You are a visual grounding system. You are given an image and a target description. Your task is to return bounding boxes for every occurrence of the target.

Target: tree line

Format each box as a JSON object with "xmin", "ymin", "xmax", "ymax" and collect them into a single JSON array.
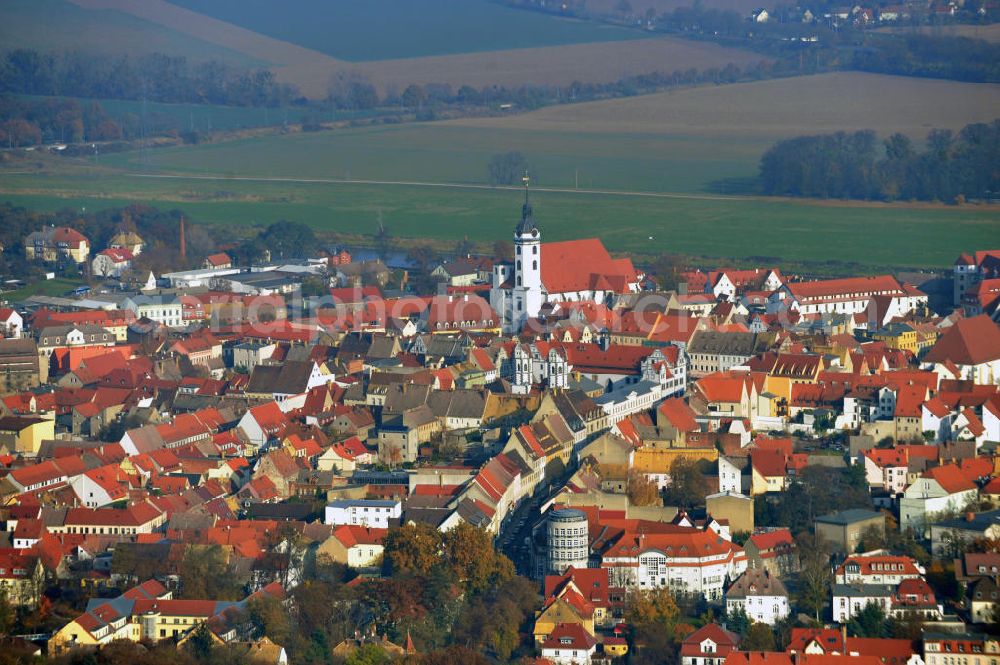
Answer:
[
  {"xmin": 759, "ymin": 120, "xmax": 1000, "ymax": 202},
  {"xmin": 0, "ymin": 49, "xmax": 299, "ymax": 107}
]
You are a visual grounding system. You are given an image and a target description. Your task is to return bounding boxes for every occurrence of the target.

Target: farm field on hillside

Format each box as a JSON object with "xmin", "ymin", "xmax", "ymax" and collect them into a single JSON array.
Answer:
[
  {"xmin": 346, "ymin": 38, "xmax": 765, "ymax": 92},
  {"xmin": 454, "ymin": 72, "xmax": 1000, "ymax": 138},
  {"xmin": 92, "ymin": 0, "xmax": 761, "ymax": 95},
  {"xmin": 2, "ymin": 170, "xmax": 997, "ymax": 270},
  {"xmin": 166, "ymin": 0, "xmax": 644, "ymax": 61},
  {"xmin": 1, "ymin": 0, "xmax": 261, "ymax": 65}
]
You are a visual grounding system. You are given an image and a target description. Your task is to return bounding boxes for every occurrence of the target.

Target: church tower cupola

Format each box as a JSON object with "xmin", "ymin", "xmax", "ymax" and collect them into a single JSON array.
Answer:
[{"xmin": 512, "ymin": 172, "xmax": 543, "ymax": 330}]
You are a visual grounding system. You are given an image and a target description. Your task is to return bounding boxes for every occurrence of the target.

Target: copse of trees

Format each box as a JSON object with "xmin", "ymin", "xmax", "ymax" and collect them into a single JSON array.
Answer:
[
  {"xmin": 853, "ymin": 34, "xmax": 1000, "ymax": 84},
  {"xmin": 759, "ymin": 120, "xmax": 1000, "ymax": 202},
  {"xmin": 0, "ymin": 95, "xmax": 141, "ymax": 147}
]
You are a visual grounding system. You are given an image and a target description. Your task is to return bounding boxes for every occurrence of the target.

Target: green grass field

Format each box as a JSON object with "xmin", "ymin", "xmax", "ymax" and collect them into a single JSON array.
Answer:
[
  {"xmin": 99, "ymin": 123, "xmax": 765, "ymax": 195},
  {"xmin": 0, "ymin": 0, "xmax": 263, "ymax": 66},
  {"xmin": 3, "ymin": 169, "xmax": 997, "ymax": 270},
  {"xmin": 167, "ymin": 0, "xmax": 646, "ymax": 61},
  {"xmin": 1, "ymin": 277, "xmax": 83, "ymax": 303}
]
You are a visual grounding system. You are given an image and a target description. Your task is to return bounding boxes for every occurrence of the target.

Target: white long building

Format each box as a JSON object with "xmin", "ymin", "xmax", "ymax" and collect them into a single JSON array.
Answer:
[
  {"xmin": 768, "ymin": 275, "xmax": 926, "ymax": 316},
  {"xmin": 601, "ymin": 527, "xmax": 747, "ymax": 600}
]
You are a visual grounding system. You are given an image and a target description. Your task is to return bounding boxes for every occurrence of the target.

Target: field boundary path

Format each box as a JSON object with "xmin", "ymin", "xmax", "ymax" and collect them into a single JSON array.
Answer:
[{"xmin": 122, "ymin": 172, "xmax": 996, "ymax": 211}]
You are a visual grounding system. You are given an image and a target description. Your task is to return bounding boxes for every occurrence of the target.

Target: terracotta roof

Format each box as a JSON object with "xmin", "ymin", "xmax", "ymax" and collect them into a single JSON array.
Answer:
[
  {"xmin": 205, "ymin": 252, "xmax": 231, "ymax": 266},
  {"xmin": 681, "ymin": 623, "xmax": 741, "ymax": 657},
  {"xmin": 923, "ymin": 463, "xmax": 976, "ymax": 494},
  {"xmin": 924, "ymin": 315, "xmax": 1000, "ymax": 366},
  {"xmin": 658, "ymin": 398, "xmax": 699, "ymax": 432},
  {"xmin": 540, "ymin": 239, "xmax": 637, "ymax": 295},
  {"xmin": 752, "ymin": 448, "xmax": 788, "ymax": 478},
  {"xmin": 787, "ymin": 275, "xmax": 905, "ymax": 303},
  {"xmin": 749, "ymin": 528, "xmax": 795, "ymax": 555},
  {"xmin": 98, "ymin": 247, "xmax": 133, "ymax": 262},
  {"xmin": 846, "ymin": 637, "xmax": 921, "ymax": 663},
  {"xmin": 540, "ymin": 622, "xmax": 596, "ymax": 651},
  {"xmin": 51, "ymin": 226, "xmax": 89, "ymax": 246},
  {"xmin": 837, "ymin": 554, "xmax": 921, "ymax": 578},
  {"xmin": 786, "ymin": 628, "xmax": 845, "ymax": 654}
]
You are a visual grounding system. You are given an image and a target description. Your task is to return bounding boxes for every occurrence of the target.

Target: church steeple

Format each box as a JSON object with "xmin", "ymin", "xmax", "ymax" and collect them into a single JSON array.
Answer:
[{"xmin": 515, "ymin": 171, "xmax": 537, "ymax": 237}]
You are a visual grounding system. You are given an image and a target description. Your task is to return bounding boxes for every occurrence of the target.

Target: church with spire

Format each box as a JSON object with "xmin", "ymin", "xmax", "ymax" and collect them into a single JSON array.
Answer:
[{"xmin": 490, "ymin": 176, "xmax": 643, "ymax": 333}]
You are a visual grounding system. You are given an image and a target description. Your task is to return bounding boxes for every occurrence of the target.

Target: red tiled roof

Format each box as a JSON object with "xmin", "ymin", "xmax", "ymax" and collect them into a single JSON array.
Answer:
[
  {"xmin": 787, "ymin": 628, "xmax": 845, "ymax": 654},
  {"xmin": 749, "ymin": 528, "xmax": 795, "ymax": 556},
  {"xmin": 658, "ymin": 398, "xmax": 699, "ymax": 433},
  {"xmin": 846, "ymin": 637, "xmax": 920, "ymax": 662},
  {"xmin": 752, "ymin": 448, "xmax": 788, "ymax": 478},
  {"xmin": 837, "ymin": 554, "xmax": 921, "ymax": 578},
  {"xmin": 540, "ymin": 622, "xmax": 596, "ymax": 651},
  {"xmin": 51, "ymin": 226, "xmax": 89, "ymax": 246},
  {"xmin": 681, "ymin": 623, "xmax": 741, "ymax": 657},
  {"xmin": 205, "ymin": 252, "xmax": 231, "ymax": 267},
  {"xmin": 787, "ymin": 275, "xmax": 905, "ymax": 303},
  {"xmin": 924, "ymin": 315, "xmax": 1000, "ymax": 366},
  {"xmin": 923, "ymin": 463, "xmax": 975, "ymax": 494},
  {"xmin": 540, "ymin": 239, "xmax": 637, "ymax": 295}
]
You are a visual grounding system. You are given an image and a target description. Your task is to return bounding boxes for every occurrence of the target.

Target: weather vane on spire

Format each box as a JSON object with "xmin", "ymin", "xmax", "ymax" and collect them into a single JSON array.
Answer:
[{"xmin": 522, "ymin": 170, "xmax": 530, "ymax": 204}]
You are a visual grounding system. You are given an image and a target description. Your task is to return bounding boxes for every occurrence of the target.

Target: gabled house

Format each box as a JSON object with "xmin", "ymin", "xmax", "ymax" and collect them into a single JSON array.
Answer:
[
  {"xmin": 744, "ymin": 528, "xmax": 799, "ymax": 577},
  {"xmin": 539, "ymin": 622, "xmax": 597, "ymax": 665},
  {"xmin": 725, "ymin": 568, "xmax": 790, "ymax": 625},
  {"xmin": 900, "ymin": 463, "xmax": 978, "ymax": 535},
  {"xmin": 923, "ymin": 315, "xmax": 1000, "ymax": 385},
  {"xmin": 681, "ymin": 623, "xmax": 741, "ymax": 665}
]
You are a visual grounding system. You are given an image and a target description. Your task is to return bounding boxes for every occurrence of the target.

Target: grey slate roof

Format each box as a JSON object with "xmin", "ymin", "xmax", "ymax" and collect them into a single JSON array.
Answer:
[{"xmin": 687, "ymin": 331, "xmax": 769, "ymax": 356}]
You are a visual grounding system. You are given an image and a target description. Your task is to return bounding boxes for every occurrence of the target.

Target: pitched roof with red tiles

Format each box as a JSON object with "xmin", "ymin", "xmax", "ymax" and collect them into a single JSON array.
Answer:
[
  {"xmin": 537, "ymin": 239, "xmax": 638, "ymax": 295},
  {"xmin": 836, "ymin": 554, "xmax": 921, "ymax": 578},
  {"xmin": 540, "ymin": 622, "xmax": 597, "ymax": 651},
  {"xmin": 787, "ymin": 628, "xmax": 846, "ymax": 654},
  {"xmin": 50, "ymin": 226, "xmax": 89, "ymax": 246},
  {"xmin": 787, "ymin": 275, "xmax": 905, "ymax": 303},
  {"xmin": 246, "ymin": 401, "xmax": 291, "ymax": 436},
  {"xmin": 846, "ymin": 638, "xmax": 920, "ymax": 663},
  {"xmin": 658, "ymin": 397, "xmax": 700, "ymax": 433},
  {"xmin": 752, "ymin": 448, "xmax": 788, "ymax": 478},
  {"xmin": 681, "ymin": 623, "xmax": 741, "ymax": 657},
  {"xmin": 923, "ymin": 463, "xmax": 976, "ymax": 494},
  {"xmin": 892, "ymin": 578, "xmax": 937, "ymax": 608},
  {"xmin": 98, "ymin": 247, "xmax": 133, "ymax": 262},
  {"xmin": 925, "ymin": 315, "xmax": 1000, "ymax": 366},
  {"xmin": 748, "ymin": 529, "xmax": 796, "ymax": 558},
  {"xmin": 332, "ymin": 524, "xmax": 388, "ymax": 548},
  {"xmin": 696, "ymin": 374, "xmax": 749, "ymax": 404}
]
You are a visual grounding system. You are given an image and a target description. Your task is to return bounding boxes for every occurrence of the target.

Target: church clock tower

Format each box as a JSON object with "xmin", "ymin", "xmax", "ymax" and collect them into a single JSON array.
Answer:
[{"xmin": 512, "ymin": 173, "xmax": 543, "ymax": 331}]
